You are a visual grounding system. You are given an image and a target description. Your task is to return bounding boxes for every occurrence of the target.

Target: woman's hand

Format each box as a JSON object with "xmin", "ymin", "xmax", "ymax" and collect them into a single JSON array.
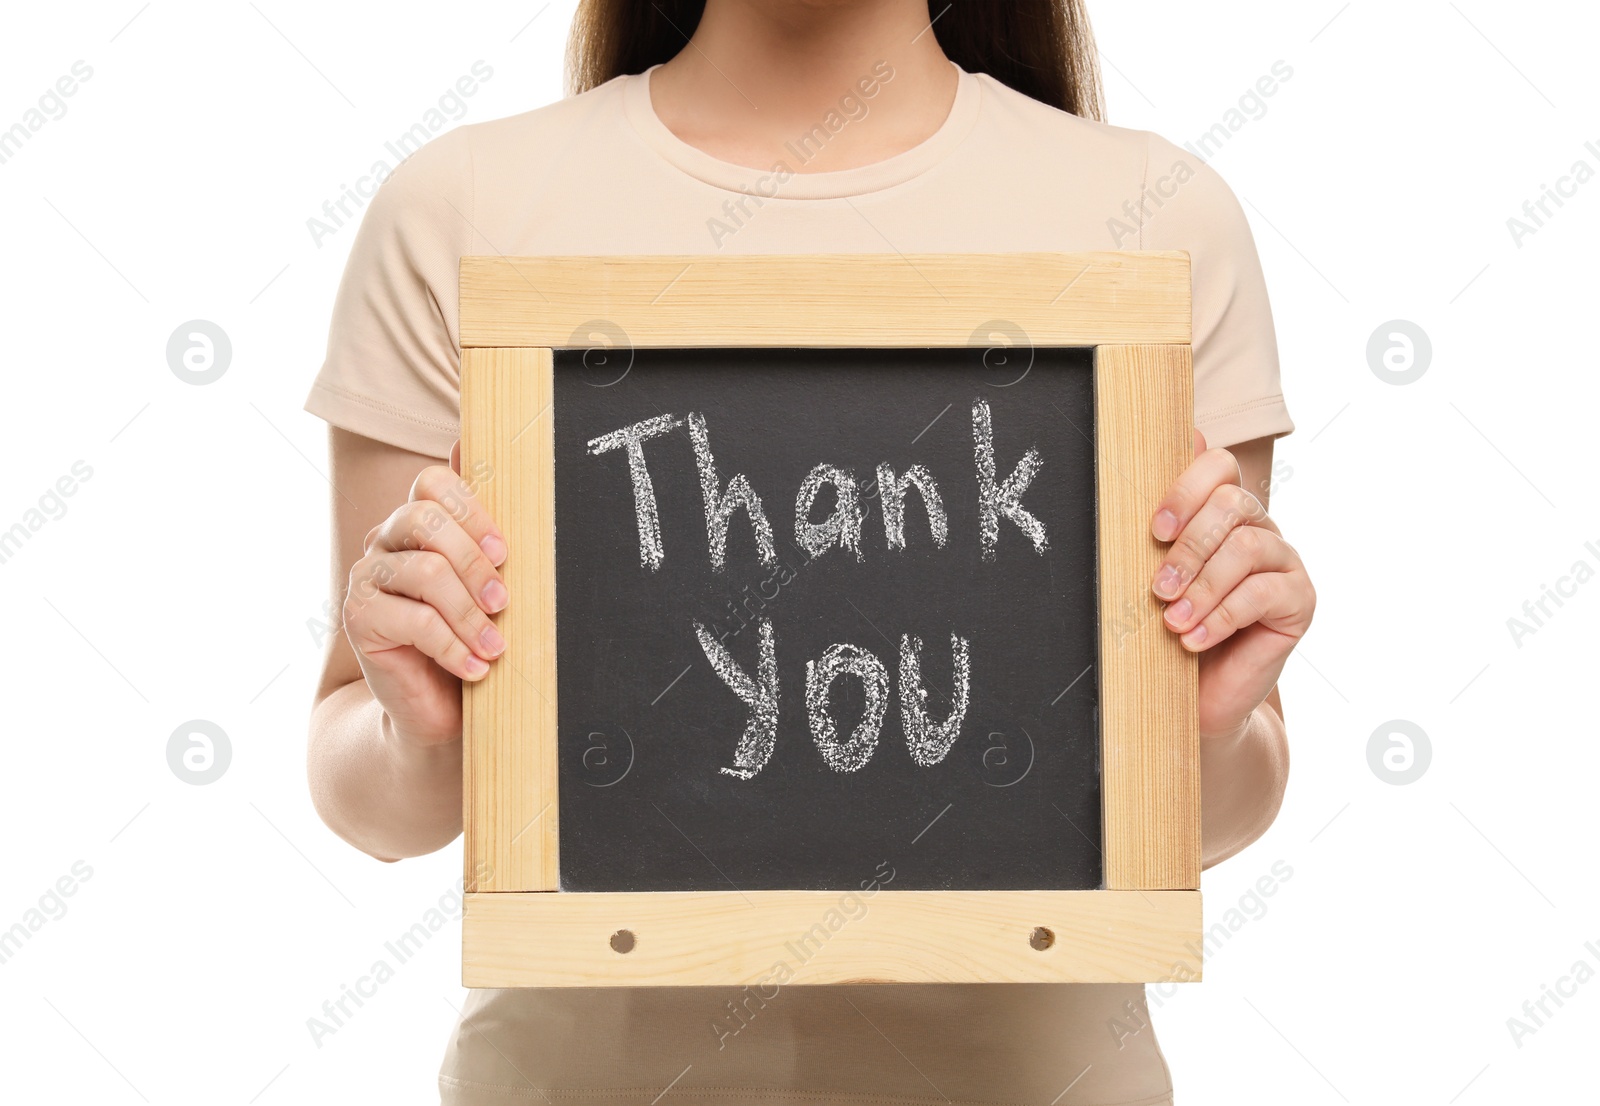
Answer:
[
  {"xmin": 342, "ymin": 441, "xmax": 508, "ymax": 748},
  {"xmin": 1151, "ymin": 431, "xmax": 1315, "ymax": 741}
]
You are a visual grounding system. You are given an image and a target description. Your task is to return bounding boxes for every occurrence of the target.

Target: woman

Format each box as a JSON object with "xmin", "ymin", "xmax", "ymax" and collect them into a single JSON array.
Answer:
[{"xmin": 304, "ymin": 1, "xmax": 1315, "ymax": 1102}]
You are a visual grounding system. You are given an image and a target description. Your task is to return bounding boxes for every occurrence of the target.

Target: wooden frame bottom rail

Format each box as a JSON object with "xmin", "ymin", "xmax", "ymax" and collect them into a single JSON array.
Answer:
[{"xmin": 463, "ymin": 890, "xmax": 1201, "ymax": 987}]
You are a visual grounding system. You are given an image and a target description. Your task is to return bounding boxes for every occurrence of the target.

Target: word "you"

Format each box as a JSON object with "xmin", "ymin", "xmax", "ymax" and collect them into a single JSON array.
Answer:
[{"xmin": 695, "ymin": 620, "xmax": 971, "ymax": 780}]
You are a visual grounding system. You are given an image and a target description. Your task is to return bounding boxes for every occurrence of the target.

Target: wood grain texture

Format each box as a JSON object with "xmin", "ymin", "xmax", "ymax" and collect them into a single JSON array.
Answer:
[
  {"xmin": 459, "ymin": 252, "xmax": 1191, "ymax": 349},
  {"xmin": 460, "ymin": 347, "xmax": 559, "ymax": 892},
  {"xmin": 1095, "ymin": 344, "xmax": 1201, "ymax": 890},
  {"xmin": 463, "ymin": 890, "xmax": 1201, "ymax": 987}
]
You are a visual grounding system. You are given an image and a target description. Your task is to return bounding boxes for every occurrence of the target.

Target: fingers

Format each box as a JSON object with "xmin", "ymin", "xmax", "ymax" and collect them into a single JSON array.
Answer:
[
  {"xmin": 366, "ymin": 549, "xmax": 506, "ymax": 662},
  {"xmin": 1152, "ymin": 446, "xmax": 1242, "ymax": 542},
  {"xmin": 409, "ymin": 463, "xmax": 507, "ymax": 568},
  {"xmin": 343, "ymin": 455, "xmax": 511, "ymax": 685},
  {"xmin": 345, "ymin": 588, "xmax": 494, "ymax": 681},
  {"xmin": 1153, "ymin": 482, "xmax": 1275, "ymax": 601},
  {"xmin": 1172, "ymin": 562, "xmax": 1311, "ymax": 652},
  {"xmin": 1161, "ymin": 525, "xmax": 1302, "ymax": 647},
  {"xmin": 369, "ymin": 497, "xmax": 508, "ymax": 616}
]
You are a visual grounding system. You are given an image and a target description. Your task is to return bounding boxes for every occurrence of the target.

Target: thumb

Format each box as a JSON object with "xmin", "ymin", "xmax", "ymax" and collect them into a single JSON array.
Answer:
[
  {"xmin": 450, "ymin": 439, "xmax": 462, "ymax": 475},
  {"xmin": 1192, "ymin": 428, "xmax": 1207, "ymax": 458}
]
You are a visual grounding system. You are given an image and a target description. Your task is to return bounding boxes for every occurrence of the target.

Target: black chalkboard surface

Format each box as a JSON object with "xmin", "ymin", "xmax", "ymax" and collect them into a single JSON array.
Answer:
[{"xmin": 553, "ymin": 347, "xmax": 1100, "ymax": 893}]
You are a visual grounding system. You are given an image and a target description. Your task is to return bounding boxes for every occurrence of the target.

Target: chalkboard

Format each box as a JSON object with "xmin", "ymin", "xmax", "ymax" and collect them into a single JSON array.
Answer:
[
  {"xmin": 459, "ymin": 251, "xmax": 1201, "ymax": 989},
  {"xmin": 552, "ymin": 347, "xmax": 1102, "ymax": 893}
]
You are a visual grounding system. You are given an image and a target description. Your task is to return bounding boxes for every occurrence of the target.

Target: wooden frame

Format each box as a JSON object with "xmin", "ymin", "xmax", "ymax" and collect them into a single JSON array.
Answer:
[{"xmin": 460, "ymin": 253, "xmax": 1199, "ymax": 987}]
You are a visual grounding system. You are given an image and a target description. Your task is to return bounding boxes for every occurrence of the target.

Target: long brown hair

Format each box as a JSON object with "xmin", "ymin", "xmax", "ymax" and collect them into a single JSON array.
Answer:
[{"xmin": 567, "ymin": 0, "xmax": 1104, "ymax": 121}]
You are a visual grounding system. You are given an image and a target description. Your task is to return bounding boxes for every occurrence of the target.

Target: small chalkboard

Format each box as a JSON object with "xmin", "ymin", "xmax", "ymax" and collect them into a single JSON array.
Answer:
[
  {"xmin": 554, "ymin": 346, "xmax": 1101, "ymax": 893},
  {"xmin": 459, "ymin": 253, "xmax": 1201, "ymax": 988}
]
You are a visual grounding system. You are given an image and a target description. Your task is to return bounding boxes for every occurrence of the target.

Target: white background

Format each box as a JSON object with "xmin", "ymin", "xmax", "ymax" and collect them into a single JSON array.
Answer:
[{"xmin": 1, "ymin": 1, "xmax": 1595, "ymax": 1103}]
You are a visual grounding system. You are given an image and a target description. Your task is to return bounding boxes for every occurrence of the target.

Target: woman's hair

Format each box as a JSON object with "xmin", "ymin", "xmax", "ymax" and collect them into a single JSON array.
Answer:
[{"xmin": 567, "ymin": 0, "xmax": 1104, "ymax": 121}]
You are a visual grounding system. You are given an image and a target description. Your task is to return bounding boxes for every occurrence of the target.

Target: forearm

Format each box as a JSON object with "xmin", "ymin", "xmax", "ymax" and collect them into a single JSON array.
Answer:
[
  {"xmin": 308, "ymin": 679, "xmax": 463, "ymax": 861},
  {"xmin": 1199, "ymin": 698, "xmax": 1289, "ymax": 868}
]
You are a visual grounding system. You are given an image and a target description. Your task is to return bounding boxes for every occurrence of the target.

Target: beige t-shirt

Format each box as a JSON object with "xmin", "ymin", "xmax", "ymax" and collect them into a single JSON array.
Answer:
[{"xmin": 307, "ymin": 62, "xmax": 1293, "ymax": 1106}]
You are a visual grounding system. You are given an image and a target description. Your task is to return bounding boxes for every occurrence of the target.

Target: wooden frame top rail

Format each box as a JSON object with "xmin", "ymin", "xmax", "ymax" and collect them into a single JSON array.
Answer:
[{"xmin": 459, "ymin": 252, "xmax": 1192, "ymax": 349}]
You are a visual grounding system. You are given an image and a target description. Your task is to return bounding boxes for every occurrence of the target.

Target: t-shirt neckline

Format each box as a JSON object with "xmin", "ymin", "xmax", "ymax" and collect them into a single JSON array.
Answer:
[{"xmin": 621, "ymin": 61, "xmax": 980, "ymax": 200}]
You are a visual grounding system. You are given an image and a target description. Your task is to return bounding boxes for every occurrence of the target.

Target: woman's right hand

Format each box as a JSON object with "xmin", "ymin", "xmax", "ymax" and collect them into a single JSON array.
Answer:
[{"xmin": 342, "ymin": 441, "xmax": 508, "ymax": 748}]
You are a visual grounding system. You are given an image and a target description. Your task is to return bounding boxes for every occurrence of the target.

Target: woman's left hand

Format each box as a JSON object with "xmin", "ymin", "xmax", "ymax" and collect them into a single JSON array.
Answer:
[{"xmin": 1151, "ymin": 431, "xmax": 1315, "ymax": 741}]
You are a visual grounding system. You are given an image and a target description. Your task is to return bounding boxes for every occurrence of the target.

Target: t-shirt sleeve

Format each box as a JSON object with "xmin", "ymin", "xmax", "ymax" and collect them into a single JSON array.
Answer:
[
  {"xmin": 303, "ymin": 126, "xmax": 473, "ymax": 459},
  {"xmin": 1141, "ymin": 132, "xmax": 1294, "ymax": 448}
]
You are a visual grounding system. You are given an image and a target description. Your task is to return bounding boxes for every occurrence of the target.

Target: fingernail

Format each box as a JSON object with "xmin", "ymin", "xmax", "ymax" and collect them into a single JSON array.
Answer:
[
  {"xmin": 1153, "ymin": 509, "xmax": 1180, "ymax": 542},
  {"xmin": 482, "ymin": 579, "xmax": 509, "ymax": 612},
  {"xmin": 1154, "ymin": 564, "xmax": 1181, "ymax": 599},
  {"xmin": 479, "ymin": 623, "xmax": 506, "ymax": 656},
  {"xmin": 464, "ymin": 655, "xmax": 490, "ymax": 677},
  {"xmin": 482, "ymin": 534, "xmax": 507, "ymax": 566},
  {"xmin": 1182, "ymin": 624, "xmax": 1208, "ymax": 649},
  {"xmin": 1166, "ymin": 598, "xmax": 1192, "ymax": 625}
]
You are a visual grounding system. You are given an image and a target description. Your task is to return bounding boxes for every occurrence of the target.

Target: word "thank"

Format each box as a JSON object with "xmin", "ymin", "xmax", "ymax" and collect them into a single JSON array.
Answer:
[{"xmin": 587, "ymin": 398, "xmax": 1049, "ymax": 571}]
